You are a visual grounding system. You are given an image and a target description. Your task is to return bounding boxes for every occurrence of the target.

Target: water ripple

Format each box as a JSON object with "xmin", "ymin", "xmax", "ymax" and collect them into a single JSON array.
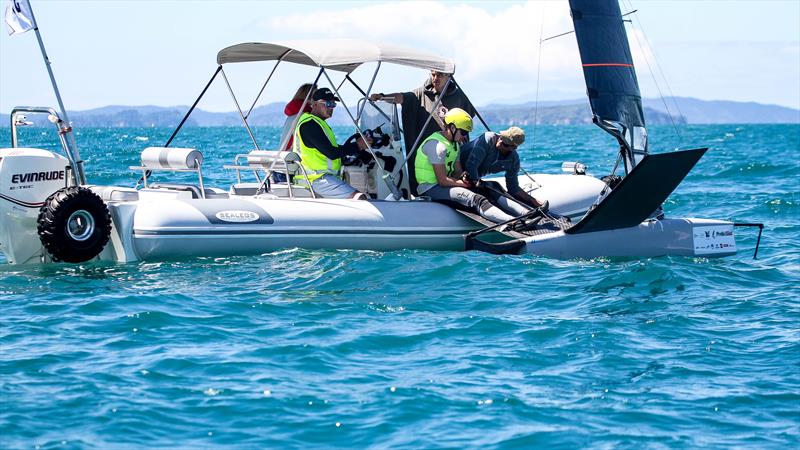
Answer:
[{"xmin": 1, "ymin": 125, "xmax": 798, "ymax": 448}]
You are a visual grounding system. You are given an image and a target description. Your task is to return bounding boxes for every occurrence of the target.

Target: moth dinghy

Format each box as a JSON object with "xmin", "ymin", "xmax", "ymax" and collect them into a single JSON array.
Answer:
[{"xmin": 0, "ymin": 0, "xmax": 760, "ymax": 264}]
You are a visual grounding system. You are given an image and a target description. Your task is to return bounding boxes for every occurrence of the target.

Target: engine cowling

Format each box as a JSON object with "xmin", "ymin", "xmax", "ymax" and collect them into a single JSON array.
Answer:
[{"xmin": 0, "ymin": 148, "xmax": 71, "ymax": 263}]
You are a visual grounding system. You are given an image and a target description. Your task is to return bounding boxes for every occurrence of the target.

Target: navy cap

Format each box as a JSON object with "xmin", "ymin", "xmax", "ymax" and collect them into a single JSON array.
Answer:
[{"xmin": 312, "ymin": 88, "xmax": 340, "ymax": 102}]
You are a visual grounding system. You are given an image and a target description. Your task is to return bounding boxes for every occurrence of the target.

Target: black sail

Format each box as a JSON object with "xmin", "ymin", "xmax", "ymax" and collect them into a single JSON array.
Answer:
[{"xmin": 569, "ymin": 0, "xmax": 645, "ymax": 129}]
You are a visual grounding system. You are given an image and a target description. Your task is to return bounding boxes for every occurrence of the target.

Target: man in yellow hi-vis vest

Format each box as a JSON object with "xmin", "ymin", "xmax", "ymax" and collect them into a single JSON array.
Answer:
[
  {"xmin": 294, "ymin": 88, "xmax": 371, "ymax": 199},
  {"xmin": 414, "ymin": 108, "xmax": 517, "ymax": 225}
]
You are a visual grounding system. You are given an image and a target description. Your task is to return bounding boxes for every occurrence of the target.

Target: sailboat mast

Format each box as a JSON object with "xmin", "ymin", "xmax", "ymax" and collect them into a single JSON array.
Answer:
[{"xmin": 569, "ymin": 0, "xmax": 648, "ymax": 173}]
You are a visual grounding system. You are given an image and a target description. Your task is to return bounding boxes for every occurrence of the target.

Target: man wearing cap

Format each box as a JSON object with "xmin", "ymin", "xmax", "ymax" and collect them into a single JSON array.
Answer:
[
  {"xmin": 369, "ymin": 71, "xmax": 476, "ymax": 193},
  {"xmin": 458, "ymin": 127, "xmax": 548, "ymax": 217},
  {"xmin": 294, "ymin": 87, "xmax": 371, "ymax": 199}
]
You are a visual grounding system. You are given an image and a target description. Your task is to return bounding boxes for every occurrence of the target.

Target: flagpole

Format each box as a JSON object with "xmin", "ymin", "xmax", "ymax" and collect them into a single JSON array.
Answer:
[{"xmin": 22, "ymin": 0, "xmax": 86, "ymax": 184}]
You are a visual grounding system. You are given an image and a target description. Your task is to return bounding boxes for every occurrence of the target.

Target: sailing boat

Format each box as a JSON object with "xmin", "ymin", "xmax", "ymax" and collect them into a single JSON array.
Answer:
[{"xmin": 467, "ymin": 0, "xmax": 762, "ymax": 257}]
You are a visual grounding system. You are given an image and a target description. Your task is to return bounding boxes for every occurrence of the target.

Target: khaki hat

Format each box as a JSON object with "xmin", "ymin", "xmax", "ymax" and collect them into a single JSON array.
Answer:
[{"xmin": 498, "ymin": 126, "xmax": 525, "ymax": 146}]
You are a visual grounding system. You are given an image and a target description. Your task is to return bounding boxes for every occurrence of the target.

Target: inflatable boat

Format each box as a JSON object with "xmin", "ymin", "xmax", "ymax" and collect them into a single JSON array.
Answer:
[{"xmin": 0, "ymin": 1, "xmax": 761, "ymax": 265}]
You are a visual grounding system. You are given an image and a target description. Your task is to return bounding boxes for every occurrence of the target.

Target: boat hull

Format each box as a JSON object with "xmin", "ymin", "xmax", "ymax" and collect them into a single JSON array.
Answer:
[
  {"xmin": 112, "ymin": 197, "xmax": 481, "ymax": 261},
  {"xmin": 99, "ymin": 173, "xmax": 607, "ymax": 262},
  {"xmin": 521, "ymin": 218, "xmax": 737, "ymax": 259}
]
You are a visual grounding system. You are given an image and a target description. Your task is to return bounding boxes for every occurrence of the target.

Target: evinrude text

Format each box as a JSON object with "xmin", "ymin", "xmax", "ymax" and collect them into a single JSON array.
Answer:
[{"xmin": 11, "ymin": 170, "xmax": 65, "ymax": 183}]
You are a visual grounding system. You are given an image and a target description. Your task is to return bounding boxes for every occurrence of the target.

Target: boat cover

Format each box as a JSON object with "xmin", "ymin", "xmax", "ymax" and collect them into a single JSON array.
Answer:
[{"xmin": 216, "ymin": 39, "xmax": 455, "ymax": 73}]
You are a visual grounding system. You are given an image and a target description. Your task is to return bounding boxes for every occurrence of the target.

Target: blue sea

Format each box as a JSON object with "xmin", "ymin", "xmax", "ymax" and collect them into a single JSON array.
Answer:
[{"xmin": 1, "ymin": 124, "xmax": 798, "ymax": 449}]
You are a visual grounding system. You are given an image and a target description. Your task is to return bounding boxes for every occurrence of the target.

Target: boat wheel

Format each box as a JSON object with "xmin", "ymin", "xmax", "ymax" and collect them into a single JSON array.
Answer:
[{"xmin": 37, "ymin": 186, "xmax": 112, "ymax": 263}]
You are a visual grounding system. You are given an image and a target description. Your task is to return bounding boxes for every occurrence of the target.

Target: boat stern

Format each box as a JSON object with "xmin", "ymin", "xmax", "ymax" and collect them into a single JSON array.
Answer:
[{"xmin": 522, "ymin": 217, "xmax": 737, "ymax": 259}]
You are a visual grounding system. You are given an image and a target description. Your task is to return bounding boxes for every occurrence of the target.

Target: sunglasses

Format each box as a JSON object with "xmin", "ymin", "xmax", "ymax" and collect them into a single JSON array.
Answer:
[
  {"xmin": 318, "ymin": 99, "xmax": 337, "ymax": 108},
  {"xmin": 501, "ymin": 141, "xmax": 518, "ymax": 150}
]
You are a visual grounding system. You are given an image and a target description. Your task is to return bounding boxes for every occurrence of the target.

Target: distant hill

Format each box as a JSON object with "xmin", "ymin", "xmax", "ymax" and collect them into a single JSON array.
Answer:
[
  {"xmin": 484, "ymin": 97, "xmax": 799, "ymax": 125},
  {"xmin": 643, "ymin": 97, "xmax": 800, "ymax": 124},
  {"xmin": 1, "ymin": 97, "xmax": 797, "ymax": 127},
  {"xmin": 0, "ymin": 103, "xmax": 351, "ymax": 128},
  {"xmin": 65, "ymin": 105, "xmax": 192, "ymax": 127},
  {"xmin": 480, "ymin": 102, "xmax": 684, "ymax": 125}
]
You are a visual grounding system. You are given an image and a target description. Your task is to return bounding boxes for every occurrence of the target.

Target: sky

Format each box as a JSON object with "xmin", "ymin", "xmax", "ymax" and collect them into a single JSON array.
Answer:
[{"xmin": 1, "ymin": 0, "xmax": 798, "ymax": 114}]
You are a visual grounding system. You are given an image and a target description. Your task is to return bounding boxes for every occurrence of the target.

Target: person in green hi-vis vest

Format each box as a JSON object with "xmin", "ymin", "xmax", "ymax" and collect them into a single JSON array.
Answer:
[
  {"xmin": 370, "ymin": 70, "xmax": 476, "ymax": 194},
  {"xmin": 294, "ymin": 88, "xmax": 371, "ymax": 199},
  {"xmin": 414, "ymin": 108, "xmax": 517, "ymax": 225}
]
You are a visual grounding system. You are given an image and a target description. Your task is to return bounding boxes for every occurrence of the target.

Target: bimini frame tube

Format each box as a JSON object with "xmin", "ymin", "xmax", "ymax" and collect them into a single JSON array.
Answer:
[
  {"xmin": 390, "ymin": 76, "xmax": 453, "ymax": 182},
  {"xmin": 321, "ymin": 68, "xmax": 403, "ymax": 199},
  {"xmin": 345, "ymin": 74, "xmax": 394, "ymax": 126},
  {"xmin": 165, "ymin": 66, "xmax": 222, "ymax": 148},
  {"xmin": 344, "ymin": 74, "xmax": 407, "ymax": 192},
  {"xmin": 276, "ymin": 67, "xmax": 325, "ymax": 151},
  {"xmin": 356, "ymin": 61, "xmax": 381, "ymax": 122},
  {"xmin": 221, "ymin": 67, "xmax": 260, "ymax": 150},
  {"xmin": 245, "ymin": 49, "xmax": 292, "ymax": 120}
]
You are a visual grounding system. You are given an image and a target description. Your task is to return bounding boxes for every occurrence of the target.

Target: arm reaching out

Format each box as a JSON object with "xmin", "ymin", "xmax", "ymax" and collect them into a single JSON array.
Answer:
[{"xmin": 369, "ymin": 92, "xmax": 403, "ymax": 104}]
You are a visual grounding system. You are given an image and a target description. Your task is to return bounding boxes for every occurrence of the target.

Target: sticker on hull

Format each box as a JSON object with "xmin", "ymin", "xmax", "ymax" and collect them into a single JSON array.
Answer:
[
  {"xmin": 182, "ymin": 199, "xmax": 274, "ymax": 225},
  {"xmin": 215, "ymin": 210, "xmax": 260, "ymax": 223},
  {"xmin": 693, "ymin": 225, "xmax": 736, "ymax": 255}
]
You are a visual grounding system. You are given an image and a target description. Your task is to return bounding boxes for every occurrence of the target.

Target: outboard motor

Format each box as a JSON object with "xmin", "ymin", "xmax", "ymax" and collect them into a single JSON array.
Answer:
[
  {"xmin": 0, "ymin": 147, "xmax": 70, "ymax": 263},
  {"xmin": 0, "ymin": 147, "xmax": 110, "ymax": 264}
]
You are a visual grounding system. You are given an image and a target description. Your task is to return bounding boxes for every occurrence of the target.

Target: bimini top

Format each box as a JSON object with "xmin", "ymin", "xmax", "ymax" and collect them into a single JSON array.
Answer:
[{"xmin": 216, "ymin": 39, "xmax": 455, "ymax": 74}]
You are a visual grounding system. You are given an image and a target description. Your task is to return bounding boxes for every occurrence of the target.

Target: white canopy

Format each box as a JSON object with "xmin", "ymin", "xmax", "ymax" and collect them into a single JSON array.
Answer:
[{"xmin": 216, "ymin": 39, "xmax": 455, "ymax": 74}]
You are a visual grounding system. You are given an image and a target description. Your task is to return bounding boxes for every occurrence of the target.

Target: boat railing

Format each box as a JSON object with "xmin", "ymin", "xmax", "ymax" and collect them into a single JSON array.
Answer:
[
  {"xmin": 130, "ymin": 147, "xmax": 206, "ymax": 199},
  {"xmin": 226, "ymin": 150, "xmax": 292, "ymax": 184},
  {"xmin": 9, "ymin": 106, "xmax": 85, "ymax": 186},
  {"xmin": 223, "ymin": 150, "xmax": 317, "ymax": 199}
]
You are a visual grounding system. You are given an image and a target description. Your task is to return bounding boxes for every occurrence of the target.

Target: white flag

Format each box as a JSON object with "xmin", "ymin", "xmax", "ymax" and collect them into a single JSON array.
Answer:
[{"xmin": 5, "ymin": 0, "xmax": 35, "ymax": 35}]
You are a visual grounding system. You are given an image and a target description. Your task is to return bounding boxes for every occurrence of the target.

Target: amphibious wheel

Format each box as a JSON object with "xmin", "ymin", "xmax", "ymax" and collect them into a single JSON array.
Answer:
[{"xmin": 37, "ymin": 186, "xmax": 112, "ymax": 263}]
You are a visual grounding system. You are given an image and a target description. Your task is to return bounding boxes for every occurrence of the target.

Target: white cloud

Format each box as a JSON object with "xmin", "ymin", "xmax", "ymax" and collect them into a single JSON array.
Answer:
[
  {"xmin": 258, "ymin": 1, "xmax": 586, "ymax": 104},
  {"xmin": 246, "ymin": 0, "xmax": 799, "ymax": 109}
]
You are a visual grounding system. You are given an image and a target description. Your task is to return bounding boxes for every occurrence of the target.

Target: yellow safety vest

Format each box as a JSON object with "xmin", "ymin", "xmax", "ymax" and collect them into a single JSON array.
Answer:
[
  {"xmin": 414, "ymin": 132, "xmax": 458, "ymax": 185},
  {"xmin": 294, "ymin": 112, "xmax": 340, "ymax": 183}
]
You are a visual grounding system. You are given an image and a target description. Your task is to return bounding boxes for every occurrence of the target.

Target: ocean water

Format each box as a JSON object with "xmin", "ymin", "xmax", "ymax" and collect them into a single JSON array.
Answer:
[{"xmin": 1, "ymin": 124, "xmax": 798, "ymax": 449}]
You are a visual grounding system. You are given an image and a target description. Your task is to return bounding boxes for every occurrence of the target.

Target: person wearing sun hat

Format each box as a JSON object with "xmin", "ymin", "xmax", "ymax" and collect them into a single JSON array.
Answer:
[
  {"xmin": 457, "ymin": 126, "xmax": 549, "ymax": 217},
  {"xmin": 293, "ymin": 87, "xmax": 371, "ymax": 199}
]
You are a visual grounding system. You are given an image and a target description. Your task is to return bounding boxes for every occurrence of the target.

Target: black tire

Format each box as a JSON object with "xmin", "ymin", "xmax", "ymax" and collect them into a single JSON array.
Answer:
[{"xmin": 37, "ymin": 186, "xmax": 112, "ymax": 263}]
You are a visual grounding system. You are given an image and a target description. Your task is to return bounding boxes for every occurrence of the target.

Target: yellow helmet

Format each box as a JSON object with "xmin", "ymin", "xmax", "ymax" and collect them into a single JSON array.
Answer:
[{"xmin": 443, "ymin": 108, "xmax": 473, "ymax": 132}]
